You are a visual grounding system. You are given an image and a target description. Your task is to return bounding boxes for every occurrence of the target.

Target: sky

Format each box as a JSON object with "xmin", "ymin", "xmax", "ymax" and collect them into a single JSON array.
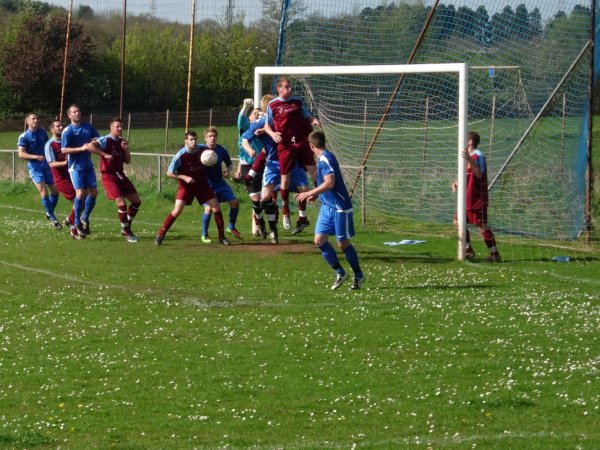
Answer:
[
  {"xmin": 45, "ymin": 0, "xmax": 267, "ymax": 24},
  {"xmin": 43, "ymin": 0, "xmax": 584, "ymax": 25}
]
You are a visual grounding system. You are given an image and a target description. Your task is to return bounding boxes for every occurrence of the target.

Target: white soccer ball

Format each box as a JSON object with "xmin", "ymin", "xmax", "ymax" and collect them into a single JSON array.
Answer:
[{"xmin": 201, "ymin": 149, "xmax": 218, "ymax": 167}]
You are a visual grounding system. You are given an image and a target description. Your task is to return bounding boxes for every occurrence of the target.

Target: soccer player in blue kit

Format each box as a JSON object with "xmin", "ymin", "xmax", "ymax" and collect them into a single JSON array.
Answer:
[
  {"xmin": 60, "ymin": 104, "xmax": 103, "ymax": 239},
  {"xmin": 199, "ymin": 126, "xmax": 242, "ymax": 242},
  {"xmin": 295, "ymin": 131, "xmax": 364, "ymax": 290},
  {"xmin": 17, "ymin": 113, "xmax": 61, "ymax": 229}
]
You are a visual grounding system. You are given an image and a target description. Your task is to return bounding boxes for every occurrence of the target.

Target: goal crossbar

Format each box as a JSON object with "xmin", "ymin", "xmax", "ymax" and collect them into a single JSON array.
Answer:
[{"xmin": 254, "ymin": 63, "xmax": 470, "ymax": 261}]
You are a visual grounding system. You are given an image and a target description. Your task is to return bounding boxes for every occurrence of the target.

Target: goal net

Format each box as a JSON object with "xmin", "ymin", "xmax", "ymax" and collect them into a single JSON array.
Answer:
[
  {"xmin": 269, "ymin": 0, "xmax": 595, "ymax": 261},
  {"xmin": 256, "ymin": 64, "xmax": 472, "ymax": 260}
]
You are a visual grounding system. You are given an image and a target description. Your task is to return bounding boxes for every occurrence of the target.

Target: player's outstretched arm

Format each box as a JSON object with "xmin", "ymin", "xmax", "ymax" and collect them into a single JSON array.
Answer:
[{"xmin": 240, "ymin": 98, "xmax": 253, "ymax": 116}]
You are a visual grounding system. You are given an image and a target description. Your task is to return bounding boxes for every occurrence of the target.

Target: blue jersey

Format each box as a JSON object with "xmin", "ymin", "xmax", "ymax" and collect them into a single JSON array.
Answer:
[
  {"xmin": 237, "ymin": 112, "xmax": 262, "ymax": 165},
  {"xmin": 242, "ymin": 117, "xmax": 277, "ymax": 162},
  {"xmin": 237, "ymin": 113, "xmax": 252, "ymax": 164},
  {"xmin": 316, "ymin": 150, "xmax": 352, "ymax": 211},
  {"xmin": 61, "ymin": 122, "xmax": 100, "ymax": 171},
  {"xmin": 198, "ymin": 144, "xmax": 232, "ymax": 184},
  {"xmin": 17, "ymin": 128, "xmax": 49, "ymax": 170}
]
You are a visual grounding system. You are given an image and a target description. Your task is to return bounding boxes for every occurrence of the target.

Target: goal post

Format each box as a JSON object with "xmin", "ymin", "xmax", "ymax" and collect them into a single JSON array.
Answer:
[{"xmin": 254, "ymin": 63, "xmax": 470, "ymax": 261}]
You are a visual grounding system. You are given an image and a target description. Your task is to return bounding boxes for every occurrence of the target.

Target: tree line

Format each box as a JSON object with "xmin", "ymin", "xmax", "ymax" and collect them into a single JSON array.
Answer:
[
  {"xmin": 0, "ymin": 0, "xmax": 279, "ymax": 118},
  {"xmin": 0, "ymin": 0, "xmax": 597, "ymax": 118}
]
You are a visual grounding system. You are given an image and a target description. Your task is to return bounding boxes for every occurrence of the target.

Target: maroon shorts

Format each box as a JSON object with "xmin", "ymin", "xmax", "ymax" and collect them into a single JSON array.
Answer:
[
  {"xmin": 54, "ymin": 176, "xmax": 76, "ymax": 201},
  {"xmin": 454, "ymin": 209, "xmax": 488, "ymax": 226},
  {"xmin": 277, "ymin": 139, "xmax": 315, "ymax": 175},
  {"xmin": 176, "ymin": 184, "xmax": 215, "ymax": 205},
  {"xmin": 101, "ymin": 173, "xmax": 138, "ymax": 200},
  {"xmin": 468, "ymin": 209, "xmax": 488, "ymax": 226}
]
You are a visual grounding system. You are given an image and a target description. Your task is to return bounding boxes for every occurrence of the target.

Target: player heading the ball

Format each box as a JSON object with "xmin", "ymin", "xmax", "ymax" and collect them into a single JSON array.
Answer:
[{"xmin": 155, "ymin": 130, "xmax": 229, "ymax": 246}]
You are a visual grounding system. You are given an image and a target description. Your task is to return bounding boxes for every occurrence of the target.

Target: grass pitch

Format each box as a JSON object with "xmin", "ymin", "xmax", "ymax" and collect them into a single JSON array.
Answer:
[{"xmin": 0, "ymin": 181, "xmax": 598, "ymax": 449}]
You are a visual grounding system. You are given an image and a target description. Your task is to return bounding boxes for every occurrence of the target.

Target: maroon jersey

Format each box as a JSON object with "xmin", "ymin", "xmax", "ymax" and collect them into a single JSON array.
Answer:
[
  {"xmin": 466, "ymin": 150, "xmax": 488, "ymax": 212},
  {"xmin": 266, "ymin": 96, "xmax": 314, "ymax": 144},
  {"xmin": 169, "ymin": 147, "xmax": 211, "ymax": 191},
  {"xmin": 45, "ymin": 139, "xmax": 70, "ymax": 181},
  {"xmin": 98, "ymin": 135, "xmax": 126, "ymax": 175}
]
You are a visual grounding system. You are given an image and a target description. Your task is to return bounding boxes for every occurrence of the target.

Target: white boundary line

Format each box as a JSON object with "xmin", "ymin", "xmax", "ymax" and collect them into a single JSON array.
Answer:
[
  {"xmin": 0, "ymin": 202, "xmax": 158, "ymax": 226},
  {"xmin": 0, "ymin": 260, "xmax": 118, "ymax": 286}
]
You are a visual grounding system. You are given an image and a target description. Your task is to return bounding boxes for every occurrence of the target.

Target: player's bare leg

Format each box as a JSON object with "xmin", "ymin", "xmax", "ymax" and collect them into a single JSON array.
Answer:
[{"xmin": 279, "ymin": 172, "xmax": 291, "ymax": 230}]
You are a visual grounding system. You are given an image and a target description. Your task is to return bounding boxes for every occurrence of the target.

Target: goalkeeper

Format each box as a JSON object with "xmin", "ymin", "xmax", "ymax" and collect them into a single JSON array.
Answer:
[{"xmin": 451, "ymin": 131, "xmax": 501, "ymax": 262}]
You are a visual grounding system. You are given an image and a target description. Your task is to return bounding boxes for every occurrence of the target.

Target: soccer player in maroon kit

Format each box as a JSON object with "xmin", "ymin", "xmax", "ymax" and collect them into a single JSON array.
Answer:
[
  {"xmin": 265, "ymin": 76, "xmax": 320, "ymax": 232},
  {"xmin": 155, "ymin": 130, "xmax": 229, "ymax": 246},
  {"xmin": 96, "ymin": 118, "xmax": 142, "ymax": 243},
  {"xmin": 452, "ymin": 131, "xmax": 501, "ymax": 262},
  {"xmin": 44, "ymin": 120, "xmax": 76, "ymax": 232}
]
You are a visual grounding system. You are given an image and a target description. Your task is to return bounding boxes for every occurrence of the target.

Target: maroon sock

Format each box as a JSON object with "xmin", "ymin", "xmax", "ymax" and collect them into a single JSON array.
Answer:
[
  {"xmin": 118, "ymin": 207, "xmax": 128, "ymax": 224},
  {"xmin": 127, "ymin": 203, "xmax": 140, "ymax": 220},
  {"xmin": 159, "ymin": 213, "xmax": 176, "ymax": 236},
  {"xmin": 482, "ymin": 229, "xmax": 497, "ymax": 250},
  {"xmin": 251, "ymin": 151, "xmax": 265, "ymax": 172},
  {"xmin": 214, "ymin": 211, "xmax": 225, "ymax": 239}
]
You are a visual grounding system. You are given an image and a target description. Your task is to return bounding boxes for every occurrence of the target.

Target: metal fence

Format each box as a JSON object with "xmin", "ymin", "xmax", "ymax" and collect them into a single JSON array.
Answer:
[{"xmin": 2, "ymin": 149, "xmax": 180, "ymax": 192}]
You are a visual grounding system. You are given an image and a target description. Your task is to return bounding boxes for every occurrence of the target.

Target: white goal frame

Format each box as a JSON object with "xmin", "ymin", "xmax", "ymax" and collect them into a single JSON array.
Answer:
[{"xmin": 254, "ymin": 64, "xmax": 470, "ymax": 261}]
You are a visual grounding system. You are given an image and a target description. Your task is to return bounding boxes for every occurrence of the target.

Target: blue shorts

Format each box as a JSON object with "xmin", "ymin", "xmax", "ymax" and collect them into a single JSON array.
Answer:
[
  {"xmin": 263, "ymin": 162, "xmax": 309, "ymax": 192},
  {"xmin": 315, "ymin": 205, "xmax": 355, "ymax": 242},
  {"xmin": 29, "ymin": 164, "xmax": 54, "ymax": 185},
  {"xmin": 69, "ymin": 167, "xmax": 97, "ymax": 190},
  {"xmin": 208, "ymin": 180, "xmax": 236, "ymax": 203}
]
